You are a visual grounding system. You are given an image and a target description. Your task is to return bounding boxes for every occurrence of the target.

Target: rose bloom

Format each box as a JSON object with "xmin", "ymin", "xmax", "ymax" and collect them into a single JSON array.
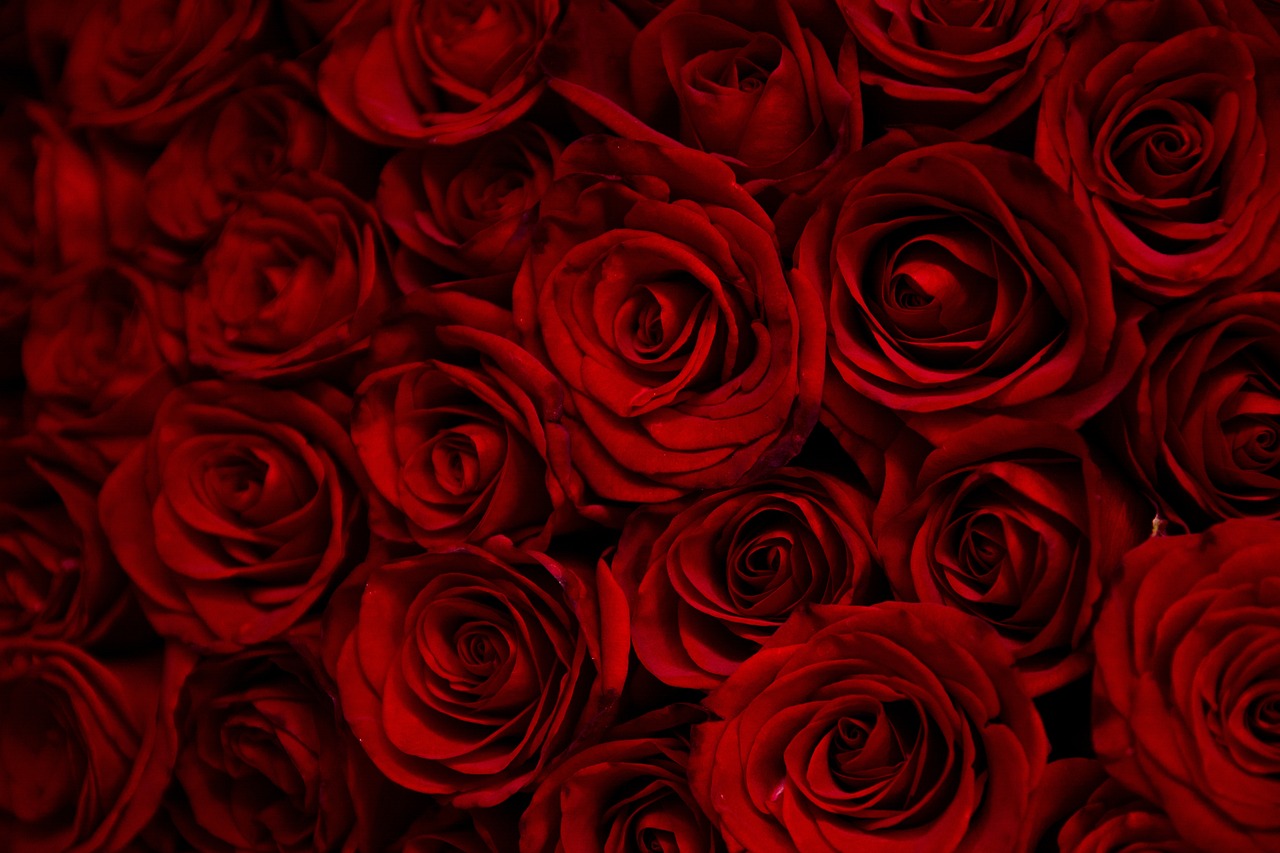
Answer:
[
  {"xmin": 612, "ymin": 467, "xmax": 884, "ymax": 689},
  {"xmin": 377, "ymin": 122, "xmax": 560, "ymax": 279},
  {"xmin": 795, "ymin": 140, "xmax": 1143, "ymax": 441},
  {"xmin": 1107, "ymin": 290, "xmax": 1280, "ymax": 531},
  {"xmin": 1037, "ymin": 16, "xmax": 1280, "ymax": 300},
  {"xmin": 352, "ymin": 321, "xmax": 573, "ymax": 549},
  {"xmin": 875, "ymin": 417, "xmax": 1148, "ymax": 695},
  {"xmin": 30, "ymin": 0, "xmax": 272, "ymax": 143},
  {"xmin": 185, "ymin": 173, "xmax": 394, "ymax": 381},
  {"xmin": 1093, "ymin": 519, "xmax": 1280, "ymax": 851},
  {"xmin": 513, "ymin": 136, "xmax": 824, "ymax": 516},
  {"xmin": 99, "ymin": 381, "xmax": 367, "ymax": 651},
  {"xmin": 689, "ymin": 602, "xmax": 1048, "ymax": 851},
  {"xmin": 833, "ymin": 0, "xmax": 1084, "ymax": 138},
  {"xmin": 0, "ymin": 640, "xmax": 189, "ymax": 853},
  {"xmin": 389, "ymin": 804, "xmax": 520, "ymax": 853},
  {"xmin": 318, "ymin": 0, "xmax": 560, "ymax": 145},
  {"xmin": 547, "ymin": 0, "xmax": 860, "ymax": 191},
  {"xmin": 164, "ymin": 642, "xmax": 412, "ymax": 853},
  {"xmin": 1056, "ymin": 779, "xmax": 1195, "ymax": 852},
  {"xmin": 23, "ymin": 261, "xmax": 183, "ymax": 481},
  {"xmin": 325, "ymin": 543, "xmax": 629, "ymax": 807},
  {"xmin": 146, "ymin": 65, "xmax": 368, "ymax": 245}
]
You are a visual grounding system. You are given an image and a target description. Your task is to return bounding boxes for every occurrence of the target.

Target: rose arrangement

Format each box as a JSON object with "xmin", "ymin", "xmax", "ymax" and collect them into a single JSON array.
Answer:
[{"xmin": 2, "ymin": 0, "xmax": 1279, "ymax": 850}]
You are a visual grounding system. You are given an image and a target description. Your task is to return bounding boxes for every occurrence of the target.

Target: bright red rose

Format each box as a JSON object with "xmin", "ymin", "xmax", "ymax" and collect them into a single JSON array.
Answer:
[
  {"xmin": 875, "ymin": 418, "xmax": 1149, "ymax": 695},
  {"xmin": 513, "ymin": 136, "xmax": 825, "ymax": 517},
  {"xmin": 1037, "ymin": 18, "xmax": 1280, "ymax": 300},
  {"xmin": 1107, "ymin": 290, "xmax": 1280, "ymax": 531},
  {"xmin": 521, "ymin": 709, "xmax": 724, "ymax": 852},
  {"xmin": 1093, "ymin": 520, "xmax": 1280, "ymax": 851},
  {"xmin": 0, "ymin": 640, "xmax": 191, "ymax": 853},
  {"xmin": 689, "ymin": 603, "xmax": 1049, "ymax": 852},
  {"xmin": 318, "ymin": 0, "xmax": 560, "ymax": 146},
  {"xmin": 146, "ymin": 66, "xmax": 369, "ymax": 245},
  {"xmin": 547, "ymin": 0, "xmax": 860, "ymax": 191},
  {"xmin": 31, "ymin": 0, "xmax": 273, "ymax": 143},
  {"xmin": 99, "ymin": 381, "xmax": 368, "ymax": 651},
  {"xmin": 185, "ymin": 173, "xmax": 395, "ymax": 381},
  {"xmin": 1056, "ymin": 779, "xmax": 1195, "ymax": 852},
  {"xmin": 325, "ymin": 543, "xmax": 629, "ymax": 807},
  {"xmin": 612, "ymin": 467, "xmax": 884, "ymax": 689},
  {"xmin": 165, "ymin": 642, "xmax": 414, "ymax": 853},
  {"xmin": 833, "ymin": 0, "xmax": 1084, "ymax": 138},
  {"xmin": 795, "ymin": 140, "xmax": 1143, "ymax": 442},
  {"xmin": 352, "ymin": 322, "xmax": 574, "ymax": 549},
  {"xmin": 23, "ymin": 262, "xmax": 183, "ymax": 482},
  {"xmin": 377, "ymin": 122, "xmax": 560, "ymax": 279}
]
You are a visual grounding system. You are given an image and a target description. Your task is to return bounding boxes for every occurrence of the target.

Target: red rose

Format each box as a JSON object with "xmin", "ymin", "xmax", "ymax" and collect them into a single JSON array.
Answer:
[
  {"xmin": 0, "ymin": 640, "xmax": 190, "ymax": 853},
  {"xmin": 165, "ymin": 642, "xmax": 412, "ymax": 853},
  {"xmin": 795, "ymin": 140, "xmax": 1143, "ymax": 441},
  {"xmin": 875, "ymin": 418, "xmax": 1149, "ymax": 695},
  {"xmin": 99, "ymin": 381, "xmax": 368, "ymax": 651},
  {"xmin": 689, "ymin": 603, "xmax": 1049, "ymax": 852},
  {"xmin": 1037, "ymin": 20, "xmax": 1280, "ymax": 300},
  {"xmin": 145, "ymin": 66, "xmax": 369, "ymax": 244},
  {"xmin": 34, "ymin": 0, "xmax": 272, "ymax": 143},
  {"xmin": 547, "ymin": 0, "xmax": 860, "ymax": 191},
  {"xmin": 325, "ymin": 544, "xmax": 629, "ymax": 807},
  {"xmin": 23, "ymin": 262, "xmax": 183, "ymax": 481},
  {"xmin": 185, "ymin": 173, "xmax": 394, "ymax": 381},
  {"xmin": 833, "ymin": 0, "xmax": 1084, "ymax": 138},
  {"xmin": 521, "ymin": 709, "xmax": 724, "ymax": 852},
  {"xmin": 390, "ymin": 805, "xmax": 519, "ymax": 853},
  {"xmin": 0, "ymin": 446, "xmax": 138, "ymax": 646},
  {"xmin": 612, "ymin": 467, "xmax": 884, "ymax": 689},
  {"xmin": 0, "ymin": 103, "xmax": 36, "ymax": 305},
  {"xmin": 318, "ymin": 0, "xmax": 560, "ymax": 146},
  {"xmin": 352, "ymin": 321, "xmax": 574, "ymax": 549},
  {"xmin": 1056, "ymin": 779, "xmax": 1195, "ymax": 852},
  {"xmin": 377, "ymin": 122, "xmax": 560, "ymax": 279},
  {"xmin": 1093, "ymin": 520, "xmax": 1280, "ymax": 851},
  {"xmin": 513, "ymin": 136, "xmax": 825, "ymax": 515},
  {"xmin": 1107, "ymin": 291, "xmax": 1280, "ymax": 531}
]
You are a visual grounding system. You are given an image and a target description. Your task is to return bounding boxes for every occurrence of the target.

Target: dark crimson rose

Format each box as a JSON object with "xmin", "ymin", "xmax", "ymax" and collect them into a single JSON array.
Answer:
[
  {"xmin": 1037, "ymin": 21, "xmax": 1280, "ymax": 300},
  {"xmin": 612, "ymin": 468, "xmax": 884, "ymax": 689},
  {"xmin": 23, "ymin": 262, "xmax": 183, "ymax": 481},
  {"xmin": 146, "ymin": 68, "xmax": 368, "ymax": 244},
  {"xmin": 35, "ymin": 0, "xmax": 273, "ymax": 143},
  {"xmin": 547, "ymin": 0, "xmax": 860, "ymax": 191},
  {"xmin": 318, "ymin": 0, "xmax": 560, "ymax": 146},
  {"xmin": 0, "ymin": 640, "xmax": 190, "ymax": 853},
  {"xmin": 377, "ymin": 122, "xmax": 560, "ymax": 278},
  {"xmin": 390, "ymin": 805, "xmax": 519, "ymax": 853},
  {"xmin": 1093, "ymin": 520, "xmax": 1280, "ymax": 851},
  {"xmin": 512, "ymin": 136, "xmax": 824, "ymax": 516},
  {"xmin": 185, "ymin": 173, "xmax": 394, "ymax": 381},
  {"xmin": 0, "ymin": 447, "xmax": 136, "ymax": 646},
  {"xmin": 875, "ymin": 418, "xmax": 1148, "ymax": 695},
  {"xmin": 1108, "ymin": 291, "xmax": 1280, "ymax": 531},
  {"xmin": 521, "ymin": 710, "xmax": 724, "ymax": 852},
  {"xmin": 795, "ymin": 141, "xmax": 1142, "ymax": 442},
  {"xmin": 99, "ymin": 381, "xmax": 367, "ymax": 651},
  {"xmin": 165, "ymin": 643, "xmax": 409, "ymax": 853},
  {"xmin": 1056, "ymin": 779, "xmax": 1194, "ymax": 852},
  {"xmin": 0, "ymin": 104, "xmax": 37, "ymax": 380},
  {"xmin": 833, "ymin": 0, "xmax": 1083, "ymax": 138},
  {"xmin": 325, "ymin": 544, "xmax": 629, "ymax": 807},
  {"xmin": 352, "ymin": 322, "xmax": 573, "ymax": 549},
  {"xmin": 689, "ymin": 603, "xmax": 1049, "ymax": 852}
]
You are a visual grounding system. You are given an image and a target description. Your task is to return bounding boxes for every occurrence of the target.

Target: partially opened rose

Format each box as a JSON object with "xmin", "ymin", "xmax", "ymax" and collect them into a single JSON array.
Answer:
[
  {"xmin": 513, "ymin": 136, "xmax": 824, "ymax": 516},
  {"xmin": 325, "ymin": 544, "xmax": 629, "ymax": 807},
  {"xmin": 689, "ymin": 602, "xmax": 1049, "ymax": 851},
  {"xmin": 99, "ymin": 381, "xmax": 367, "ymax": 651},
  {"xmin": 613, "ymin": 467, "xmax": 884, "ymax": 689},
  {"xmin": 1093, "ymin": 520, "xmax": 1280, "ymax": 851},
  {"xmin": 0, "ymin": 640, "xmax": 189, "ymax": 853}
]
